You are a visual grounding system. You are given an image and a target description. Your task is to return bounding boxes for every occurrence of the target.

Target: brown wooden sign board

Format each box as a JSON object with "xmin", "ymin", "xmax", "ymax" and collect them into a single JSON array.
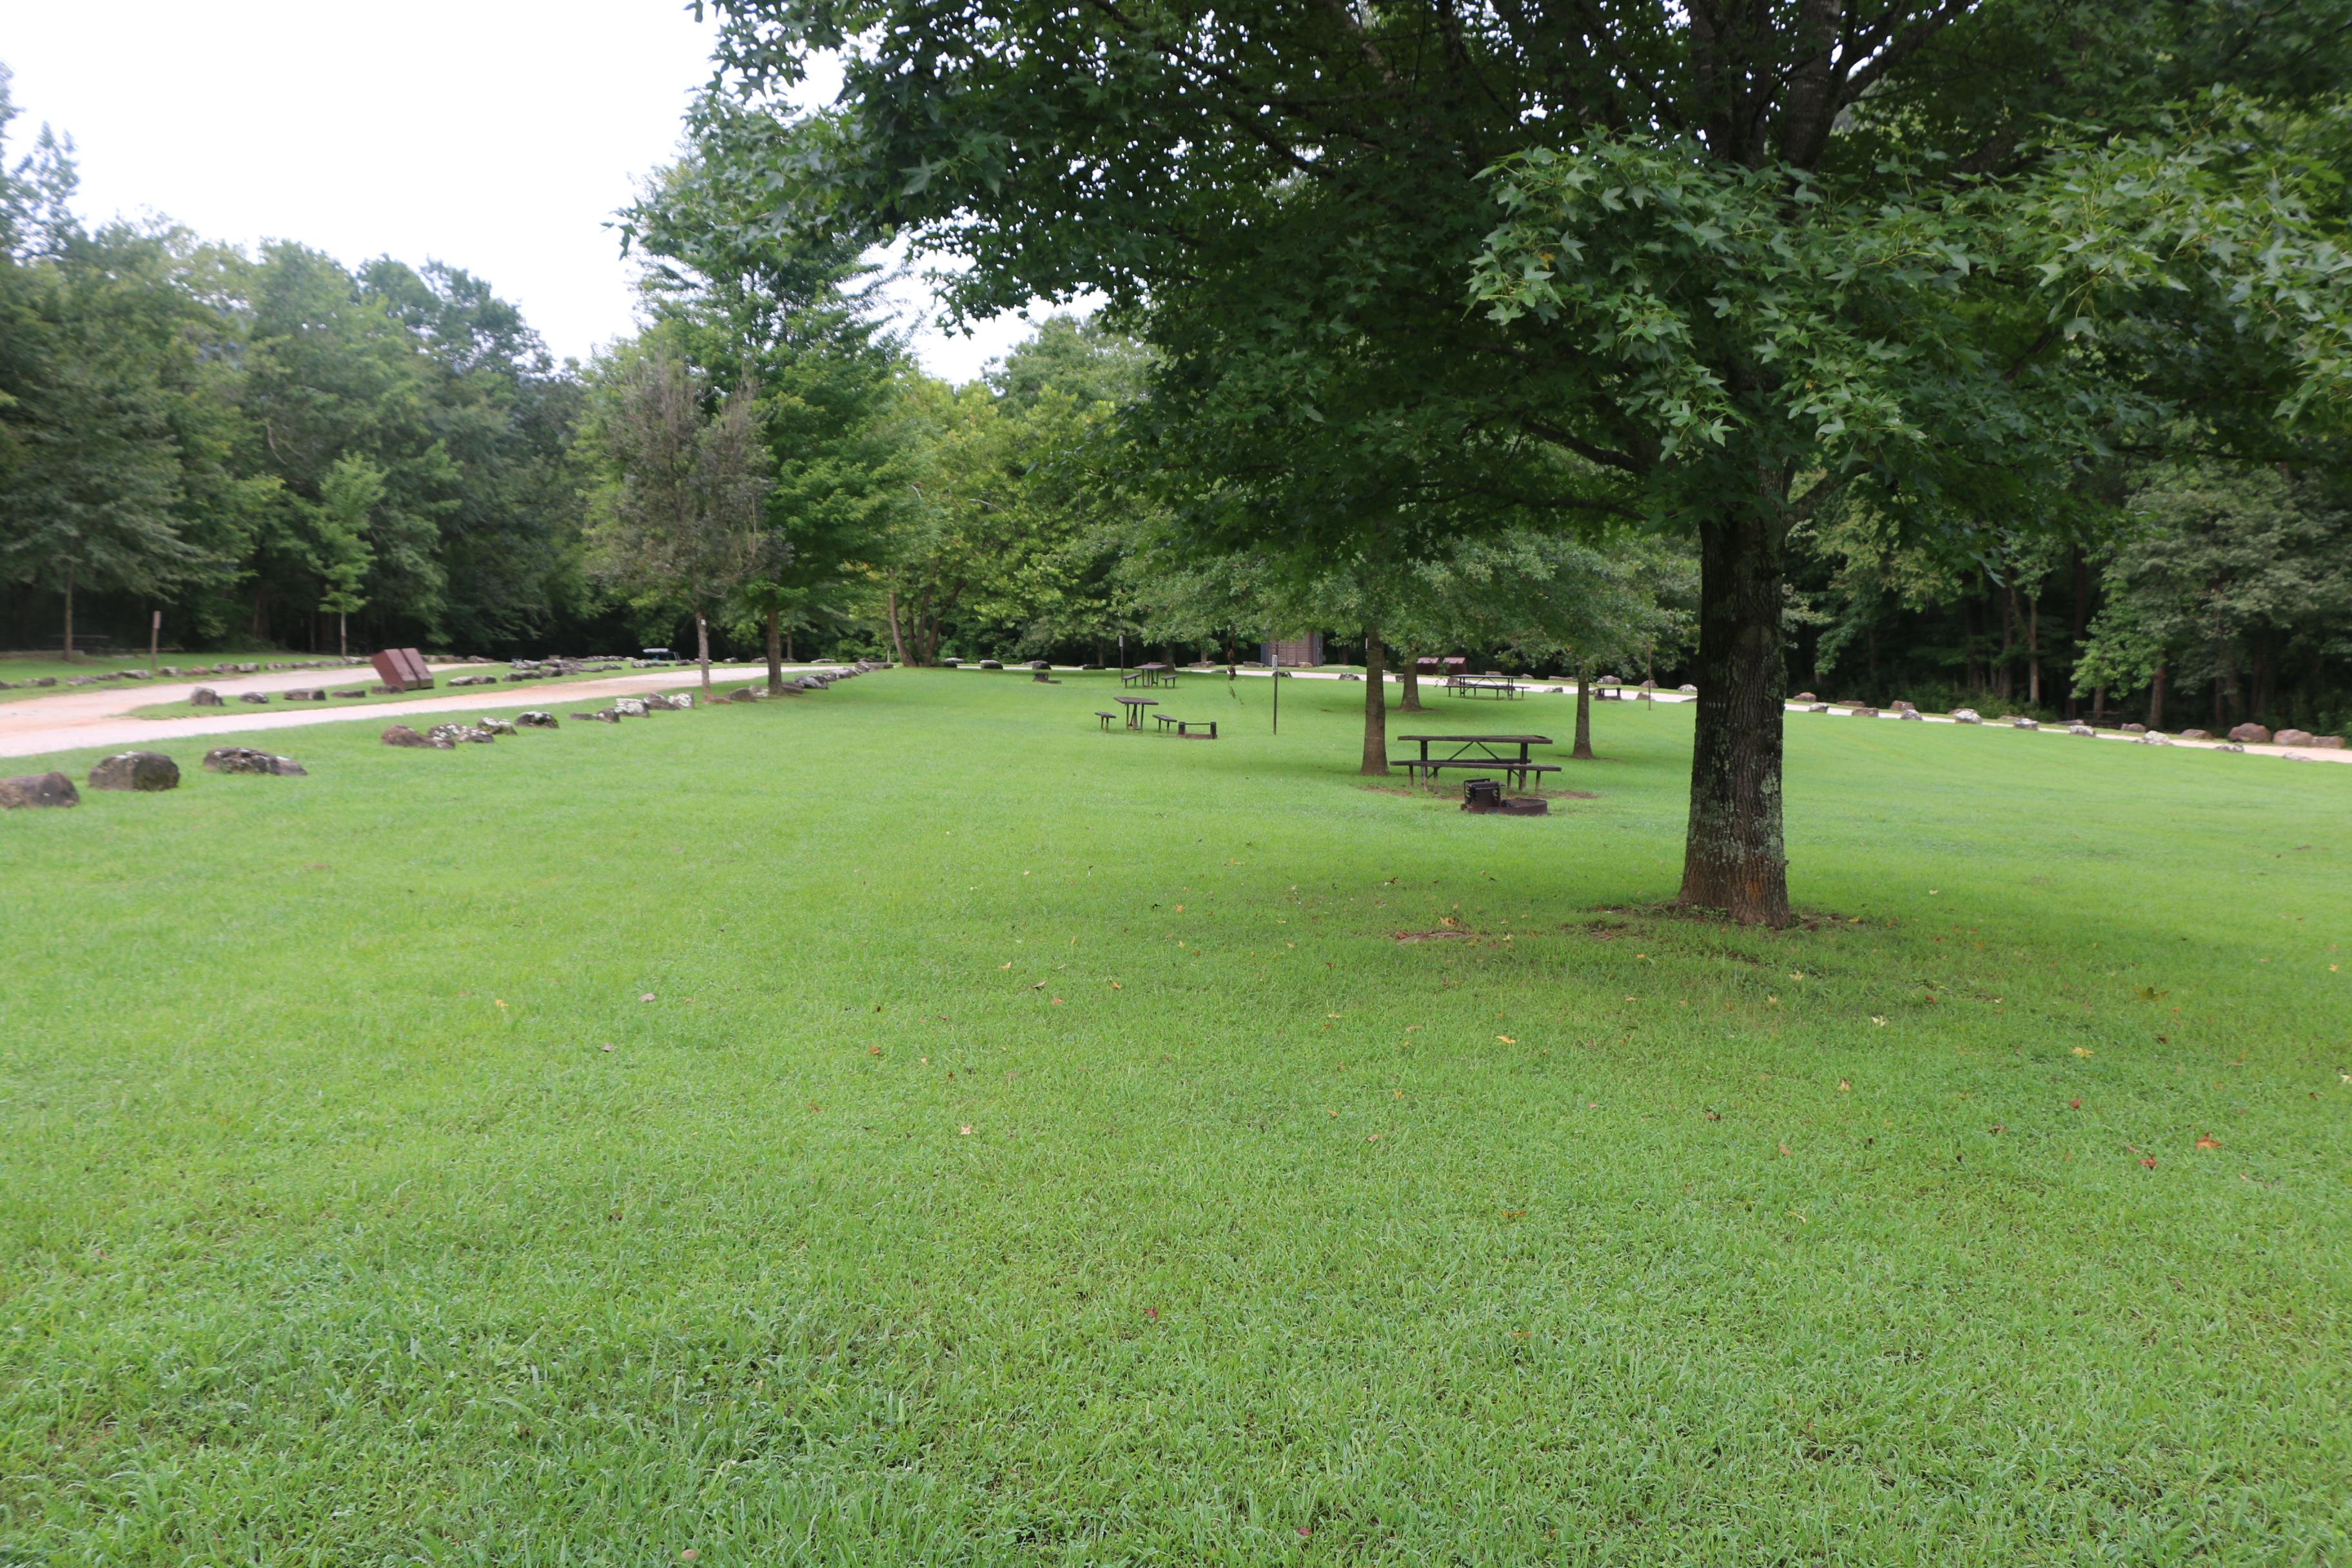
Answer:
[{"xmin": 369, "ymin": 648, "xmax": 435, "ymax": 691}]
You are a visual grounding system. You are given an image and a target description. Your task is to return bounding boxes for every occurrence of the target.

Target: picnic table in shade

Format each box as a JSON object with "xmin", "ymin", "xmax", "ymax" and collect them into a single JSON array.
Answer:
[
  {"xmin": 1446, "ymin": 674, "xmax": 1522, "ymax": 699},
  {"xmin": 1114, "ymin": 696, "xmax": 1161, "ymax": 729},
  {"xmin": 1121, "ymin": 662, "xmax": 1177, "ymax": 688},
  {"xmin": 1392, "ymin": 733, "xmax": 1559, "ymax": 790}
]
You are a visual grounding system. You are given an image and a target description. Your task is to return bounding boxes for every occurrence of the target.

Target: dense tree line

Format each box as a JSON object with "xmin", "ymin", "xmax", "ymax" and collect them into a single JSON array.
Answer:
[{"xmin": 0, "ymin": 68, "xmax": 605, "ymax": 659}]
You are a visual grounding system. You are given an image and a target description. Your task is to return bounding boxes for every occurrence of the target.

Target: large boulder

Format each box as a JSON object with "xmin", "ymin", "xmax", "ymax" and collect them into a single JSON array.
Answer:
[
  {"xmin": 332, "ymin": 688, "xmax": 369, "ymax": 698},
  {"xmin": 1805, "ymin": 702, "xmax": 1829, "ymax": 714},
  {"xmin": 1790, "ymin": 691, "xmax": 1816, "ymax": 702},
  {"xmin": 2275, "ymin": 728, "xmax": 2317, "ymax": 747},
  {"xmin": 574, "ymin": 709, "xmax": 620, "ymax": 723},
  {"xmin": 1678, "ymin": 683, "xmax": 1698, "ymax": 694},
  {"xmin": 2179, "ymin": 728, "xmax": 2211, "ymax": 740},
  {"xmin": 189, "ymin": 687, "xmax": 223, "ymax": 707},
  {"xmin": 427, "ymin": 723, "xmax": 495, "ymax": 745},
  {"xmin": 235, "ymin": 691, "xmax": 271, "ymax": 704},
  {"xmin": 2067, "ymin": 722, "xmax": 2095, "ymax": 736},
  {"xmin": 1952, "ymin": 708, "xmax": 1983, "ymax": 724},
  {"xmin": 2228, "ymin": 722, "xmax": 2271, "ymax": 744},
  {"xmin": 612, "ymin": 697, "xmax": 649, "ymax": 718},
  {"xmin": 476, "ymin": 717, "xmax": 518, "ymax": 736},
  {"xmin": 1849, "ymin": 705, "xmax": 1879, "ymax": 718},
  {"xmin": 204, "ymin": 747, "xmax": 306, "ymax": 776},
  {"xmin": 382, "ymin": 725, "xmax": 443, "ymax": 748},
  {"xmin": 2315, "ymin": 736, "xmax": 2345, "ymax": 749},
  {"xmin": 728, "ymin": 687, "xmax": 760, "ymax": 703},
  {"xmin": 514, "ymin": 710, "xmax": 559, "ymax": 728},
  {"xmin": 282, "ymin": 689, "xmax": 326, "ymax": 701},
  {"xmin": 0, "ymin": 771, "xmax": 78, "ymax": 808},
  {"xmin": 1899, "ymin": 708, "xmax": 1925, "ymax": 721},
  {"xmin": 88, "ymin": 751, "xmax": 179, "ymax": 792}
]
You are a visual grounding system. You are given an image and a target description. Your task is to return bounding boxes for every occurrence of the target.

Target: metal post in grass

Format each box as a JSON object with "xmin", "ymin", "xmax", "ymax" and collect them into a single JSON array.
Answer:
[
  {"xmin": 1271, "ymin": 643, "xmax": 1280, "ymax": 735},
  {"xmin": 148, "ymin": 609, "xmax": 161, "ymax": 673}
]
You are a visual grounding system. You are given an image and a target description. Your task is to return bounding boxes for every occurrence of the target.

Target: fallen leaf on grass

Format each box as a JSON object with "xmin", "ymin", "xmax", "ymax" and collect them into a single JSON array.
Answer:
[
  {"xmin": 2072, "ymin": 1046, "xmax": 2093, "ymax": 1057},
  {"xmin": 1497, "ymin": 1034, "xmax": 1517, "ymax": 1043},
  {"xmin": 959, "ymin": 1126, "xmax": 974, "ymax": 1137},
  {"xmin": 1110, "ymin": 981, "xmax": 1122, "ymax": 990},
  {"xmin": 1327, "ymin": 1109, "xmax": 1339, "ymax": 1118},
  {"xmin": 1704, "ymin": 1110, "xmax": 1722, "ymax": 1121},
  {"xmin": 1500, "ymin": 1210, "xmax": 1527, "ymax": 1220},
  {"xmin": 1050, "ymin": 997, "xmax": 1064, "ymax": 1005},
  {"xmin": 2196, "ymin": 1133, "xmax": 2220, "ymax": 1150},
  {"xmin": 868, "ymin": 1046, "xmax": 883, "ymax": 1056},
  {"xmin": 600, "ymin": 1044, "xmax": 614, "ymax": 1053},
  {"xmin": 2141, "ymin": 1155, "xmax": 2157, "ymax": 1169},
  {"xmin": 1778, "ymin": 1142, "xmax": 1792, "ymax": 1157},
  {"xmin": 1838, "ymin": 1080, "xmax": 1851, "ymax": 1092},
  {"xmin": 2068, "ymin": 1098, "xmax": 2081, "ymax": 1110},
  {"xmin": 1031, "ymin": 981, "xmax": 1046, "ymax": 990},
  {"xmin": 807, "ymin": 1101, "xmax": 819, "ymax": 1112},
  {"xmin": 1870, "ymin": 1016, "xmax": 1887, "ymax": 1026},
  {"xmin": 1365, "ymin": 1133, "xmax": 1381, "ymax": 1143},
  {"xmin": 639, "ymin": 993, "xmax": 656, "ymax": 1003}
]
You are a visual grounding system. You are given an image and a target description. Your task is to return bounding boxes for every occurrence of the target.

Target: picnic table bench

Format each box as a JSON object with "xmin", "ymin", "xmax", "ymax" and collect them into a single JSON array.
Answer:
[
  {"xmin": 1152, "ymin": 714, "xmax": 1219, "ymax": 740},
  {"xmin": 1392, "ymin": 733, "xmax": 1558, "ymax": 791},
  {"xmin": 1113, "ymin": 696, "xmax": 1159, "ymax": 729}
]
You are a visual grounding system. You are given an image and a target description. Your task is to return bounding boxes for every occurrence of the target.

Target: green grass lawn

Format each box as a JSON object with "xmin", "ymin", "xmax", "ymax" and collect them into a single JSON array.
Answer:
[
  {"xmin": 0, "ymin": 654, "xmax": 242, "ymax": 703},
  {"xmin": 2, "ymin": 672, "xmax": 2346, "ymax": 1564}
]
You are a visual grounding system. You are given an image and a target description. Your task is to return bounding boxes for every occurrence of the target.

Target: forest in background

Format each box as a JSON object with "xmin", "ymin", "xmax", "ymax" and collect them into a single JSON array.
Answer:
[{"xmin": 3, "ymin": 54, "xmax": 2348, "ymax": 736}]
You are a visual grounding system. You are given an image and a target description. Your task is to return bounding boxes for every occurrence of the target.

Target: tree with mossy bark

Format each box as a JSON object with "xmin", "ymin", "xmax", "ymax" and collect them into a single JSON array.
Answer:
[{"xmin": 703, "ymin": 0, "xmax": 2352, "ymax": 922}]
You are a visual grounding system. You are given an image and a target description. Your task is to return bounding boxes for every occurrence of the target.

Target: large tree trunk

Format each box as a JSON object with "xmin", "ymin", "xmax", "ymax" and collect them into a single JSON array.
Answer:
[
  {"xmin": 1573, "ymin": 661, "xmax": 1594, "ymax": 760},
  {"xmin": 61, "ymin": 567, "xmax": 75, "ymax": 660},
  {"xmin": 765, "ymin": 605, "xmax": 785, "ymax": 694},
  {"xmin": 696, "ymin": 611, "xmax": 712, "ymax": 693},
  {"xmin": 2149, "ymin": 657, "xmax": 2167, "ymax": 730},
  {"xmin": 886, "ymin": 587, "xmax": 911, "ymax": 665},
  {"xmin": 1399, "ymin": 652, "xmax": 1422, "ymax": 711},
  {"xmin": 1678, "ymin": 511, "xmax": 1790, "ymax": 925},
  {"xmin": 1360, "ymin": 629, "xmax": 1389, "ymax": 776}
]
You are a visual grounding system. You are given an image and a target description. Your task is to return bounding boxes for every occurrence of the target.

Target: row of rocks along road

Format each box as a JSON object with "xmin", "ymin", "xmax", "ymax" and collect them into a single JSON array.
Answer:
[{"xmin": 0, "ymin": 661, "xmax": 778, "ymax": 761}]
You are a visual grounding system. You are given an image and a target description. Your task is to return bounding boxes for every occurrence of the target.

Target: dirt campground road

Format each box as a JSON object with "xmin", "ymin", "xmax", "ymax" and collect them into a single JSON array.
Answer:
[{"xmin": 0, "ymin": 661, "xmax": 783, "ymax": 761}]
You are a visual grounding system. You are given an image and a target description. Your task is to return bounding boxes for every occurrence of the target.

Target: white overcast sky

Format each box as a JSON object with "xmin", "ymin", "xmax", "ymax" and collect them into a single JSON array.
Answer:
[{"xmin": 2, "ymin": 0, "xmax": 1041, "ymax": 382}]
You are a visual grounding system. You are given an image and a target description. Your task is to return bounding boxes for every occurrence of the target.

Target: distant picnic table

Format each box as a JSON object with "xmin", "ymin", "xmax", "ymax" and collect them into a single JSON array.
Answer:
[
  {"xmin": 1114, "ymin": 696, "xmax": 1161, "ymax": 729},
  {"xmin": 1121, "ymin": 663, "xmax": 1177, "ymax": 688},
  {"xmin": 1446, "ymin": 674, "xmax": 1522, "ymax": 700},
  {"xmin": 1393, "ymin": 733, "xmax": 1558, "ymax": 790}
]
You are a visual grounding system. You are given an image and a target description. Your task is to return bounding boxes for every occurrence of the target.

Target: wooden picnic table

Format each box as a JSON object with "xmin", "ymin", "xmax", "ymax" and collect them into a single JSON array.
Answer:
[
  {"xmin": 1121, "ymin": 662, "xmax": 1177, "ymax": 688},
  {"xmin": 1114, "ymin": 696, "xmax": 1160, "ymax": 729},
  {"xmin": 1393, "ymin": 732, "xmax": 1556, "ymax": 790}
]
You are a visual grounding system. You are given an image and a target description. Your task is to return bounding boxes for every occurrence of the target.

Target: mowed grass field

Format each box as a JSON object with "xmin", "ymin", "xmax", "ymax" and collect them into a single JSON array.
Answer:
[{"xmin": 1, "ymin": 671, "xmax": 2346, "ymax": 1565}]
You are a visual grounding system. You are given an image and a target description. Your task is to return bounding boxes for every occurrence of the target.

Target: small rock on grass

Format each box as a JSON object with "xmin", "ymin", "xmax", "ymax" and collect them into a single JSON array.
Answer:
[
  {"xmin": 0, "ymin": 771, "xmax": 78, "ymax": 808},
  {"xmin": 382, "ymin": 725, "xmax": 447, "ymax": 749},
  {"xmin": 88, "ymin": 751, "xmax": 179, "ymax": 791},
  {"xmin": 203, "ymin": 747, "xmax": 307, "ymax": 776},
  {"xmin": 515, "ymin": 710, "xmax": 559, "ymax": 728}
]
